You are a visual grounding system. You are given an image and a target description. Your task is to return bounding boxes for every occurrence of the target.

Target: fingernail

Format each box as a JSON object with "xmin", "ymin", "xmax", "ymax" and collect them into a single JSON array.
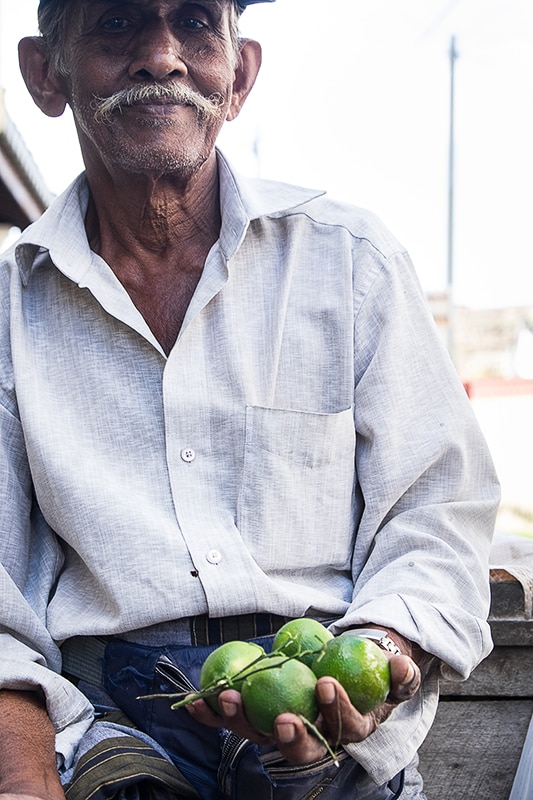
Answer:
[
  {"xmin": 276, "ymin": 722, "xmax": 296, "ymax": 743},
  {"xmin": 220, "ymin": 699, "xmax": 237, "ymax": 718},
  {"xmin": 404, "ymin": 663, "xmax": 416, "ymax": 684},
  {"xmin": 317, "ymin": 681, "xmax": 336, "ymax": 704}
]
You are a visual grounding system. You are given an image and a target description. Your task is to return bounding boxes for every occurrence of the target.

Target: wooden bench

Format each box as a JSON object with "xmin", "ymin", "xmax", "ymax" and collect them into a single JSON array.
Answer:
[{"xmin": 418, "ymin": 570, "xmax": 533, "ymax": 799}]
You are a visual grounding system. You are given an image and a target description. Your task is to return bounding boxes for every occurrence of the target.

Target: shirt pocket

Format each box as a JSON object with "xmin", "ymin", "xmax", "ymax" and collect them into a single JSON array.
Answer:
[{"xmin": 237, "ymin": 405, "xmax": 356, "ymax": 571}]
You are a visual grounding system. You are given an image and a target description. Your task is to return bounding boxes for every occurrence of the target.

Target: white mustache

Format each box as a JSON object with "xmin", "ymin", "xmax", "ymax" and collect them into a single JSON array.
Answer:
[{"xmin": 92, "ymin": 83, "xmax": 225, "ymax": 123}]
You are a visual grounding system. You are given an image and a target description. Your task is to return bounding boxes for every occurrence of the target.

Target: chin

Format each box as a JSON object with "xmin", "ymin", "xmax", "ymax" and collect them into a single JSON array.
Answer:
[
  {"xmin": 104, "ymin": 141, "xmax": 212, "ymax": 177},
  {"xmin": 80, "ymin": 111, "xmax": 219, "ymax": 179}
]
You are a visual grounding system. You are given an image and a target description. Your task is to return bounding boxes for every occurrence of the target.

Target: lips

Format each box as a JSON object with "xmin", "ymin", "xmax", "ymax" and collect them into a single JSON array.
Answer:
[
  {"xmin": 121, "ymin": 98, "xmax": 199, "ymax": 118},
  {"xmin": 126, "ymin": 98, "xmax": 186, "ymax": 109}
]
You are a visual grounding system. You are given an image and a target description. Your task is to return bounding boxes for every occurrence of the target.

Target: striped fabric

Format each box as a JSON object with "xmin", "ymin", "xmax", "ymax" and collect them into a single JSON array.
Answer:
[
  {"xmin": 190, "ymin": 613, "xmax": 289, "ymax": 646},
  {"xmin": 64, "ymin": 712, "xmax": 199, "ymax": 800}
]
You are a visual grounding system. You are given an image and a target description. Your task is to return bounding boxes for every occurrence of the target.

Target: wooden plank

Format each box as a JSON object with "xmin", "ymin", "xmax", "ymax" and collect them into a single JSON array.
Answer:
[
  {"xmin": 418, "ymin": 699, "xmax": 533, "ymax": 799},
  {"xmin": 490, "ymin": 620, "xmax": 533, "ymax": 646},
  {"xmin": 419, "ymin": 573, "xmax": 533, "ymax": 796},
  {"xmin": 510, "ymin": 712, "xmax": 533, "ymax": 800},
  {"xmin": 488, "ymin": 571, "xmax": 532, "ymax": 646},
  {"xmin": 490, "ymin": 569, "xmax": 527, "ymax": 619},
  {"xmin": 439, "ymin": 647, "xmax": 533, "ymax": 697}
]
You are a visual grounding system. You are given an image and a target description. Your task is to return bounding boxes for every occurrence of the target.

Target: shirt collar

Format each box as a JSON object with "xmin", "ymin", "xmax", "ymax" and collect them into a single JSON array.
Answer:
[
  {"xmin": 15, "ymin": 175, "xmax": 93, "ymax": 286},
  {"xmin": 14, "ymin": 150, "xmax": 326, "ymax": 282},
  {"xmin": 216, "ymin": 150, "xmax": 325, "ymax": 260}
]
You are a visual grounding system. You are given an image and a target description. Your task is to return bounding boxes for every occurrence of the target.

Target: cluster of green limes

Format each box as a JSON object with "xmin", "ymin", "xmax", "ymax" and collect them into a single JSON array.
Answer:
[{"xmin": 195, "ymin": 618, "xmax": 391, "ymax": 736}]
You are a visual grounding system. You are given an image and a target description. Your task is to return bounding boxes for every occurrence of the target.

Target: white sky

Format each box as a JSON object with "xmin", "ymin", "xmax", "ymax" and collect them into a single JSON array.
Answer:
[{"xmin": 1, "ymin": 0, "xmax": 532, "ymax": 310}]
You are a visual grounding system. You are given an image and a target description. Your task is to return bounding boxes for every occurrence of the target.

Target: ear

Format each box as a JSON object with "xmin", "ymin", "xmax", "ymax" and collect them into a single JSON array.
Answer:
[
  {"xmin": 18, "ymin": 36, "xmax": 69, "ymax": 118},
  {"xmin": 226, "ymin": 38, "xmax": 262, "ymax": 122}
]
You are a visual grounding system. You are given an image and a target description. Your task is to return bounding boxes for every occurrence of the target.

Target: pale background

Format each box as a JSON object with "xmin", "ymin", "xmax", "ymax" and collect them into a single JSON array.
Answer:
[{"xmin": 1, "ymin": 0, "xmax": 532, "ymax": 310}]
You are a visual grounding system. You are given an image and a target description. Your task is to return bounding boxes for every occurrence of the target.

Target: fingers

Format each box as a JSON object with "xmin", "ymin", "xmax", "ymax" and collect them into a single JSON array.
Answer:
[
  {"xmin": 186, "ymin": 690, "xmax": 271, "ymax": 745},
  {"xmin": 273, "ymin": 714, "xmax": 328, "ymax": 763},
  {"xmin": 387, "ymin": 655, "xmax": 421, "ymax": 703},
  {"xmin": 314, "ymin": 656, "xmax": 421, "ymax": 743},
  {"xmin": 187, "ymin": 692, "xmax": 331, "ymax": 763},
  {"xmin": 315, "ymin": 678, "xmax": 376, "ymax": 743}
]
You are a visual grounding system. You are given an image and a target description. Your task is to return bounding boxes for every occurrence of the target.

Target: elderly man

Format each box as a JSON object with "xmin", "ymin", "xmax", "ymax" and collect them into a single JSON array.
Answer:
[{"xmin": 0, "ymin": 0, "xmax": 499, "ymax": 798}]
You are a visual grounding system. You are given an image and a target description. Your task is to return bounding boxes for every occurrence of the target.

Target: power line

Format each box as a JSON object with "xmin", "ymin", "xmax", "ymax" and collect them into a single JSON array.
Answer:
[{"xmin": 416, "ymin": 0, "xmax": 462, "ymax": 44}]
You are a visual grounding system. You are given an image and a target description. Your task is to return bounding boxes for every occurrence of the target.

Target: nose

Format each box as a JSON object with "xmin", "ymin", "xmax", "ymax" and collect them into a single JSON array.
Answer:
[{"xmin": 129, "ymin": 21, "xmax": 188, "ymax": 81}]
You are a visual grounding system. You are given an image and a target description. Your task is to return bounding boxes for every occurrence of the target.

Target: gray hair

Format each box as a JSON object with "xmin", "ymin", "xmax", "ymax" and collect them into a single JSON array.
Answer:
[{"xmin": 38, "ymin": 0, "xmax": 243, "ymax": 78}]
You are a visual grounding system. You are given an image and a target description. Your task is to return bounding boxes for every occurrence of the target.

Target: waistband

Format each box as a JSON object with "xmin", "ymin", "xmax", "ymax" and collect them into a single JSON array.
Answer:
[
  {"xmin": 61, "ymin": 612, "xmax": 292, "ymax": 685},
  {"xmin": 190, "ymin": 612, "xmax": 291, "ymax": 646}
]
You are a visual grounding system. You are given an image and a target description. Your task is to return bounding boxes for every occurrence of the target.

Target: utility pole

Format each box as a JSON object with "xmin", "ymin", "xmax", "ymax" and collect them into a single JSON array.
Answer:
[
  {"xmin": 0, "ymin": 0, "xmax": 4, "ymax": 88},
  {"xmin": 447, "ymin": 35, "xmax": 458, "ymax": 363}
]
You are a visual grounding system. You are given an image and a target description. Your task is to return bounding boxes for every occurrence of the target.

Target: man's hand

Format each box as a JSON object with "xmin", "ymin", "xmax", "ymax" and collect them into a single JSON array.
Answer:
[
  {"xmin": 187, "ymin": 653, "xmax": 421, "ymax": 764},
  {"xmin": 0, "ymin": 690, "xmax": 65, "ymax": 800}
]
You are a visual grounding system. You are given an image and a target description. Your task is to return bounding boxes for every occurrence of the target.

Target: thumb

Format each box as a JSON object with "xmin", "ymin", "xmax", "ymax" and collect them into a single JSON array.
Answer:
[{"xmin": 387, "ymin": 656, "xmax": 421, "ymax": 704}]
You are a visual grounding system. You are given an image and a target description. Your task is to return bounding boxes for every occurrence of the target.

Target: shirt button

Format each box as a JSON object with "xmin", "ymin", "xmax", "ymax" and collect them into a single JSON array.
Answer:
[
  {"xmin": 206, "ymin": 549, "xmax": 222, "ymax": 565},
  {"xmin": 180, "ymin": 448, "xmax": 196, "ymax": 463}
]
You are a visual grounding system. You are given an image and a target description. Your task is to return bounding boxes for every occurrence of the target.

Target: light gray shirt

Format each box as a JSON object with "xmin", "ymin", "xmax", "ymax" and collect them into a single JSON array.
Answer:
[{"xmin": 0, "ymin": 152, "xmax": 499, "ymax": 783}]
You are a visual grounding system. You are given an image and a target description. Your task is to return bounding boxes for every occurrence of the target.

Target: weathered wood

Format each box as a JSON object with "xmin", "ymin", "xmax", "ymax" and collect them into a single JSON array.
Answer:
[
  {"xmin": 439, "ymin": 647, "xmax": 533, "ymax": 697},
  {"xmin": 418, "ymin": 573, "xmax": 533, "ymax": 796},
  {"xmin": 418, "ymin": 699, "xmax": 533, "ymax": 799},
  {"xmin": 490, "ymin": 619, "xmax": 533, "ymax": 646},
  {"xmin": 510, "ymin": 712, "xmax": 533, "ymax": 799},
  {"xmin": 490, "ymin": 569, "xmax": 527, "ymax": 619}
]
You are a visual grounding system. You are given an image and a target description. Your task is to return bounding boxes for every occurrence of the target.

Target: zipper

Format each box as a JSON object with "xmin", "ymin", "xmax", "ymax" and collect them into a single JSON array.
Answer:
[
  {"xmin": 218, "ymin": 731, "xmax": 252, "ymax": 796},
  {"xmin": 263, "ymin": 749, "xmax": 347, "ymax": 777},
  {"xmin": 301, "ymin": 780, "xmax": 334, "ymax": 800}
]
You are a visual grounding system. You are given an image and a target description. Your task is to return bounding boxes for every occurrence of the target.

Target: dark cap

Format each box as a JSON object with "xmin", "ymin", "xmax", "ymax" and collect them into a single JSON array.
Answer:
[{"xmin": 39, "ymin": 0, "xmax": 275, "ymax": 8}]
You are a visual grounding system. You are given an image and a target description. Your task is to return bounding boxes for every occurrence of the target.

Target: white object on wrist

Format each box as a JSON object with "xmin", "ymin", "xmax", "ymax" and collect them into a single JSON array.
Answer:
[{"xmin": 342, "ymin": 628, "xmax": 402, "ymax": 656}]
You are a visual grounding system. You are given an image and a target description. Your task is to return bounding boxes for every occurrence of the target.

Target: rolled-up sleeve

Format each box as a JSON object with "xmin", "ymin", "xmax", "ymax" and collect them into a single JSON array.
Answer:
[
  {"xmin": 0, "ymin": 402, "xmax": 94, "ymax": 755},
  {"xmin": 329, "ymin": 248, "xmax": 500, "ymax": 680}
]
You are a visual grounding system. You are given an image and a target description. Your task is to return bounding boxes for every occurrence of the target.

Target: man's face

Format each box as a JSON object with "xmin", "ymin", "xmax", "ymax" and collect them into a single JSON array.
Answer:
[{"xmin": 59, "ymin": 0, "xmax": 240, "ymax": 177}]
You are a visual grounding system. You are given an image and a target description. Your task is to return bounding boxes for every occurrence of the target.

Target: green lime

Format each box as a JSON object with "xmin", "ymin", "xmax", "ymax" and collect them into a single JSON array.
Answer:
[
  {"xmin": 312, "ymin": 635, "xmax": 390, "ymax": 714},
  {"xmin": 272, "ymin": 618, "xmax": 334, "ymax": 668},
  {"xmin": 241, "ymin": 654, "xmax": 318, "ymax": 735},
  {"xmin": 199, "ymin": 640, "xmax": 265, "ymax": 714}
]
